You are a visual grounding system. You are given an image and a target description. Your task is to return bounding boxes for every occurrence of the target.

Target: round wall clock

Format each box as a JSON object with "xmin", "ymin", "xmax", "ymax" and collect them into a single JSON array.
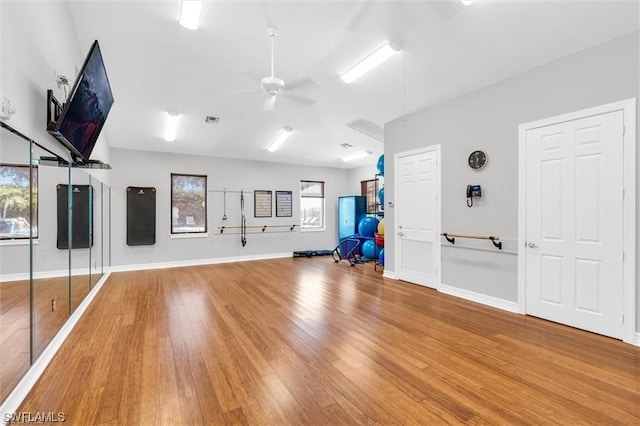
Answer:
[{"xmin": 468, "ymin": 150, "xmax": 487, "ymax": 170}]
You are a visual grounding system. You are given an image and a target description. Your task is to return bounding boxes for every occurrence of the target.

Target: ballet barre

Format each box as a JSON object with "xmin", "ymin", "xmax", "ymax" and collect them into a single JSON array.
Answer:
[
  {"xmin": 218, "ymin": 224, "xmax": 297, "ymax": 234},
  {"xmin": 441, "ymin": 233, "xmax": 502, "ymax": 250}
]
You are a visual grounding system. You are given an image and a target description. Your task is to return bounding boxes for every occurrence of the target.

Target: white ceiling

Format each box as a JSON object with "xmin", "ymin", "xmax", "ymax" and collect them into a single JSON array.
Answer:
[{"xmin": 66, "ymin": 0, "xmax": 639, "ymax": 169}]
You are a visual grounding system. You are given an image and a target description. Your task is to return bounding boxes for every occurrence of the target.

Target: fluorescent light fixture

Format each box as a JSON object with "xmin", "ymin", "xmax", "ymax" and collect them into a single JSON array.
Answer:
[
  {"xmin": 180, "ymin": 0, "xmax": 203, "ymax": 30},
  {"xmin": 460, "ymin": 0, "xmax": 475, "ymax": 5},
  {"xmin": 164, "ymin": 112, "xmax": 180, "ymax": 142},
  {"xmin": 268, "ymin": 126, "xmax": 293, "ymax": 152},
  {"xmin": 342, "ymin": 150, "xmax": 373, "ymax": 162},
  {"xmin": 340, "ymin": 42, "xmax": 400, "ymax": 84}
]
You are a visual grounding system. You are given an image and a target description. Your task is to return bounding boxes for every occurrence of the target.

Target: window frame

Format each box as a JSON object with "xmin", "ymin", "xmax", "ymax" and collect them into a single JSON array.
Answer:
[
  {"xmin": 170, "ymin": 173, "xmax": 208, "ymax": 236},
  {"xmin": 361, "ymin": 179, "xmax": 377, "ymax": 214},
  {"xmin": 300, "ymin": 180, "xmax": 325, "ymax": 231}
]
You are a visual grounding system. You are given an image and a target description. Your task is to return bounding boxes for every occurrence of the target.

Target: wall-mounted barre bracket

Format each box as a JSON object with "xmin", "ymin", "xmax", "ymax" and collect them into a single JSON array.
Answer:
[
  {"xmin": 489, "ymin": 236, "xmax": 502, "ymax": 250},
  {"xmin": 220, "ymin": 226, "xmax": 226, "ymax": 234},
  {"xmin": 442, "ymin": 233, "xmax": 455, "ymax": 244}
]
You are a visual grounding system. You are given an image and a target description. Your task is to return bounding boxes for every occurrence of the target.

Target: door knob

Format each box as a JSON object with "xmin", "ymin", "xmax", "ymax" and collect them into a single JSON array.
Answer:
[
  {"xmin": 398, "ymin": 231, "xmax": 404, "ymax": 237},
  {"xmin": 528, "ymin": 242, "xmax": 538, "ymax": 248}
]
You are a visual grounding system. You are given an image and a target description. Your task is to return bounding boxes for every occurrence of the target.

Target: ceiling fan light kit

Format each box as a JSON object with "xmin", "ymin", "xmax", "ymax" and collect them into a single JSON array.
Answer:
[
  {"xmin": 340, "ymin": 41, "xmax": 401, "ymax": 84},
  {"xmin": 179, "ymin": 0, "xmax": 203, "ymax": 30},
  {"xmin": 268, "ymin": 126, "xmax": 293, "ymax": 152},
  {"xmin": 260, "ymin": 76, "xmax": 285, "ymax": 96}
]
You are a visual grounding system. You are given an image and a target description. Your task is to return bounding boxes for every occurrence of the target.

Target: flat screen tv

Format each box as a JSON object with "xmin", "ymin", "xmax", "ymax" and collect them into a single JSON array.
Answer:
[{"xmin": 47, "ymin": 40, "xmax": 113, "ymax": 163}]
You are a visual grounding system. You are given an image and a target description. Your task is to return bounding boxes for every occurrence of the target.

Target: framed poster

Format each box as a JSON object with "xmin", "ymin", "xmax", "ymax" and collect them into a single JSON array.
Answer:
[
  {"xmin": 254, "ymin": 190, "xmax": 272, "ymax": 218},
  {"xmin": 276, "ymin": 190, "xmax": 293, "ymax": 217}
]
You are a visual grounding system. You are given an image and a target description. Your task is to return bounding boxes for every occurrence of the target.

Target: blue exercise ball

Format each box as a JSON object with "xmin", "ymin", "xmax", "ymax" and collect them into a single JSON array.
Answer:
[
  {"xmin": 358, "ymin": 216, "xmax": 379, "ymax": 238},
  {"xmin": 378, "ymin": 248, "xmax": 385, "ymax": 266},
  {"xmin": 362, "ymin": 239, "xmax": 380, "ymax": 260},
  {"xmin": 378, "ymin": 186, "xmax": 384, "ymax": 205},
  {"xmin": 376, "ymin": 154, "xmax": 384, "ymax": 176}
]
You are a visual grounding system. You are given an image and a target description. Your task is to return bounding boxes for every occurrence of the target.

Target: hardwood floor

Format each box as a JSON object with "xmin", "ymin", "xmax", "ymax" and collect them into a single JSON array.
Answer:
[
  {"xmin": 17, "ymin": 258, "xmax": 640, "ymax": 425},
  {"xmin": 0, "ymin": 274, "xmax": 100, "ymax": 403}
]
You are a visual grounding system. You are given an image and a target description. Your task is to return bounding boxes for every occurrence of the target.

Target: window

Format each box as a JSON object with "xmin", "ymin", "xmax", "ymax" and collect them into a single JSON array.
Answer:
[
  {"xmin": 0, "ymin": 164, "xmax": 38, "ymax": 240},
  {"xmin": 300, "ymin": 180, "xmax": 324, "ymax": 229},
  {"xmin": 171, "ymin": 173, "xmax": 207, "ymax": 234},
  {"xmin": 361, "ymin": 179, "xmax": 376, "ymax": 214}
]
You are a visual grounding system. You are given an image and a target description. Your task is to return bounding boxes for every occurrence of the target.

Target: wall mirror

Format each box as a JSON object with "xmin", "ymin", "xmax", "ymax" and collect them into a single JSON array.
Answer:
[{"xmin": 0, "ymin": 122, "xmax": 110, "ymax": 404}]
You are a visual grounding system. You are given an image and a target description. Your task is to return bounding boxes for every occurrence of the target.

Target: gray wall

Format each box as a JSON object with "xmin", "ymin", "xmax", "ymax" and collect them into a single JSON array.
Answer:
[
  {"xmin": 347, "ymin": 163, "xmax": 378, "ymax": 196},
  {"xmin": 384, "ymin": 32, "xmax": 639, "ymax": 328},
  {"xmin": 109, "ymin": 148, "xmax": 350, "ymax": 267}
]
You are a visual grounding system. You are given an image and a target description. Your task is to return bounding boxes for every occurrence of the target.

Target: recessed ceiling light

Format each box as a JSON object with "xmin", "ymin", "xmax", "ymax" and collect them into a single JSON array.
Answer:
[
  {"xmin": 340, "ymin": 41, "xmax": 400, "ymax": 84},
  {"xmin": 180, "ymin": 1, "xmax": 203, "ymax": 30},
  {"xmin": 342, "ymin": 151, "xmax": 373, "ymax": 162},
  {"xmin": 268, "ymin": 127, "xmax": 293, "ymax": 152},
  {"xmin": 164, "ymin": 112, "xmax": 180, "ymax": 142}
]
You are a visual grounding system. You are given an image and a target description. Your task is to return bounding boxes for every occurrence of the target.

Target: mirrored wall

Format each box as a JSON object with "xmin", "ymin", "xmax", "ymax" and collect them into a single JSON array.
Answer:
[{"xmin": 0, "ymin": 122, "xmax": 110, "ymax": 404}]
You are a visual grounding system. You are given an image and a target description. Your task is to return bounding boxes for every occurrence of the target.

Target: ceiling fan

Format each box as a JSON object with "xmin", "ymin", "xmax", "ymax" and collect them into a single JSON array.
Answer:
[{"xmin": 250, "ymin": 27, "xmax": 319, "ymax": 111}]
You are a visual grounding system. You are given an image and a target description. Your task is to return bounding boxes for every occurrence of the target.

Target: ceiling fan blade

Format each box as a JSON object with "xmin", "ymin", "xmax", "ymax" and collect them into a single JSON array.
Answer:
[
  {"xmin": 345, "ymin": 1, "xmax": 376, "ymax": 31},
  {"xmin": 238, "ymin": 70, "xmax": 263, "ymax": 85},
  {"xmin": 261, "ymin": 0, "xmax": 275, "ymax": 29},
  {"xmin": 285, "ymin": 77, "xmax": 321, "ymax": 92},
  {"xmin": 282, "ymin": 92, "xmax": 317, "ymax": 108},
  {"xmin": 425, "ymin": 0, "xmax": 464, "ymax": 21},
  {"xmin": 230, "ymin": 88, "xmax": 264, "ymax": 96}
]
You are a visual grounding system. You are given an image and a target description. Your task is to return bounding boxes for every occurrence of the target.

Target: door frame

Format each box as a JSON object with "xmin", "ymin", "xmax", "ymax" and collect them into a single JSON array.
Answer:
[
  {"xmin": 393, "ymin": 144, "xmax": 442, "ymax": 289},
  {"xmin": 518, "ymin": 98, "xmax": 636, "ymax": 344}
]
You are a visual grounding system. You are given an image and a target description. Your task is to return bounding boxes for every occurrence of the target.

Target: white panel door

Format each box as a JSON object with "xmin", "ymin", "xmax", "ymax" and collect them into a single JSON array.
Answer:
[
  {"xmin": 395, "ymin": 146, "xmax": 440, "ymax": 288},
  {"xmin": 525, "ymin": 111, "xmax": 624, "ymax": 338}
]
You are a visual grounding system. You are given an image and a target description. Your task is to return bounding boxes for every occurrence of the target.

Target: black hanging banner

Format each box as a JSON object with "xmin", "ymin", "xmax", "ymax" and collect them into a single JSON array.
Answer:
[{"xmin": 126, "ymin": 186, "xmax": 156, "ymax": 246}]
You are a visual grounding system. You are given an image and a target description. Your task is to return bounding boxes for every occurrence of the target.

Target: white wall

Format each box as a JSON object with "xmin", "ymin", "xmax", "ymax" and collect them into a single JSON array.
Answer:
[
  {"xmin": 0, "ymin": 1, "xmax": 111, "ymax": 168},
  {"xmin": 384, "ymin": 32, "xmax": 639, "ymax": 329},
  {"xmin": 109, "ymin": 148, "xmax": 350, "ymax": 267},
  {"xmin": 1, "ymin": 2, "xmax": 112, "ymax": 279}
]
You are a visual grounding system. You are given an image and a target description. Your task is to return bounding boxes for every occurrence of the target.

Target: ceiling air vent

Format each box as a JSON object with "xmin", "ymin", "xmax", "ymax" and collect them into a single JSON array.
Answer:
[
  {"xmin": 346, "ymin": 119, "xmax": 383, "ymax": 142},
  {"xmin": 205, "ymin": 116, "xmax": 220, "ymax": 124}
]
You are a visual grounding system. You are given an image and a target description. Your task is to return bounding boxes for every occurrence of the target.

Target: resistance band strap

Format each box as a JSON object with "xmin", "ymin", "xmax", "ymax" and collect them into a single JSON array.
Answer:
[{"xmin": 240, "ymin": 190, "xmax": 247, "ymax": 247}]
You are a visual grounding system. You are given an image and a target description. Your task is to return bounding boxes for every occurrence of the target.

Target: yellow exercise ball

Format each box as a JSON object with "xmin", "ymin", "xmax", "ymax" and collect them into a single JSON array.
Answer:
[{"xmin": 377, "ymin": 218, "xmax": 385, "ymax": 235}]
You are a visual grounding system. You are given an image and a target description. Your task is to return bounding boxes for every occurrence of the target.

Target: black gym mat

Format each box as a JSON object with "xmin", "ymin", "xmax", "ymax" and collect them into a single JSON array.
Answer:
[
  {"xmin": 56, "ymin": 184, "xmax": 93, "ymax": 249},
  {"xmin": 126, "ymin": 186, "xmax": 156, "ymax": 246}
]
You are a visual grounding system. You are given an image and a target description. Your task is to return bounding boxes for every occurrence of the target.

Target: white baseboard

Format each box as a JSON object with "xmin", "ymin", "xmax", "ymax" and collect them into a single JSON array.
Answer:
[
  {"xmin": 109, "ymin": 252, "xmax": 293, "ymax": 273},
  {"xmin": 1, "ymin": 268, "xmax": 103, "ymax": 283},
  {"xmin": 439, "ymin": 283, "xmax": 520, "ymax": 314},
  {"xmin": 382, "ymin": 270, "xmax": 398, "ymax": 280},
  {"xmin": 635, "ymin": 332, "xmax": 640, "ymax": 347},
  {"xmin": 0, "ymin": 272, "xmax": 111, "ymax": 424}
]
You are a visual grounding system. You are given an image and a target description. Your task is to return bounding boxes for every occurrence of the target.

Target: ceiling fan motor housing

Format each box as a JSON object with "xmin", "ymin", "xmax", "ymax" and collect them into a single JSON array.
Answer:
[{"xmin": 261, "ymin": 76, "xmax": 285, "ymax": 95}]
